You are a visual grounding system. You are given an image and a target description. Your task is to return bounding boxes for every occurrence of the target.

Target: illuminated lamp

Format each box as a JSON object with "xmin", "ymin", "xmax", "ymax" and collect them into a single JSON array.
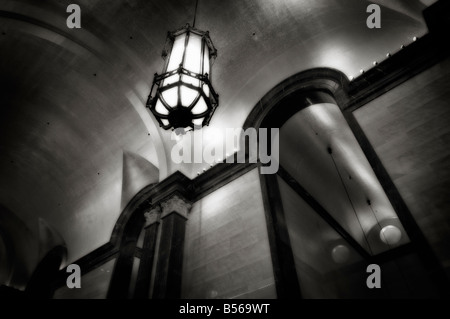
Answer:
[
  {"xmin": 331, "ymin": 244, "xmax": 350, "ymax": 264},
  {"xmin": 379, "ymin": 225, "xmax": 402, "ymax": 245},
  {"xmin": 147, "ymin": 23, "xmax": 219, "ymax": 135}
]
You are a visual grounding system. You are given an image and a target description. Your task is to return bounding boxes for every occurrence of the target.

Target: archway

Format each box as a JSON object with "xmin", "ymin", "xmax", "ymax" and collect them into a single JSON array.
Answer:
[{"xmin": 245, "ymin": 67, "xmax": 447, "ymax": 298}]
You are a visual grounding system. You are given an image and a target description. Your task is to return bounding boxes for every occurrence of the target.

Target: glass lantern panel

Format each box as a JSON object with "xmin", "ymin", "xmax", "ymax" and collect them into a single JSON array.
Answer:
[
  {"xmin": 161, "ymin": 119, "xmax": 170, "ymax": 127},
  {"xmin": 161, "ymin": 86, "xmax": 178, "ymax": 108},
  {"xmin": 191, "ymin": 96, "xmax": 208, "ymax": 115},
  {"xmin": 181, "ymin": 73, "xmax": 199, "ymax": 88},
  {"xmin": 155, "ymin": 99, "xmax": 169, "ymax": 115},
  {"xmin": 180, "ymin": 86, "xmax": 199, "ymax": 107},
  {"xmin": 184, "ymin": 33, "xmax": 202, "ymax": 75},
  {"xmin": 163, "ymin": 74, "xmax": 179, "ymax": 86},
  {"xmin": 167, "ymin": 33, "xmax": 186, "ymax": 72}
]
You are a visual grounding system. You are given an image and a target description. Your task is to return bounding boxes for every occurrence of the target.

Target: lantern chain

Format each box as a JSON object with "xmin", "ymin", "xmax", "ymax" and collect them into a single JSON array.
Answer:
[{"xmin": 193, "ymin": 0, "xmax": 199, "ymax": 28}]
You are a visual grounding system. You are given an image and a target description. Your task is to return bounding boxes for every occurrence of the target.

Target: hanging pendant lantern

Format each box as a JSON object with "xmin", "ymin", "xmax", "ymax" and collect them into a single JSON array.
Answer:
[{"xmin": 147, "ymin": 23, "xmax": 219, "ymax": 134}]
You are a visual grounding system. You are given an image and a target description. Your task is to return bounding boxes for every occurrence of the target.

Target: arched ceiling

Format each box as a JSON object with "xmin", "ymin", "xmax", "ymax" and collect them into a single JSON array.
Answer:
[{"xmin": 0, "ymin": 0, "xmax": 433, "ymax": 268}]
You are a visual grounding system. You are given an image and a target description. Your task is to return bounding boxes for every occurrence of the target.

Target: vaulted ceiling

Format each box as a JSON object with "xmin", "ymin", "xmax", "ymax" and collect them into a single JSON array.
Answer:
[{"xmin": 0, "ymin": 0, "xmax": 435, "ymax": 287}]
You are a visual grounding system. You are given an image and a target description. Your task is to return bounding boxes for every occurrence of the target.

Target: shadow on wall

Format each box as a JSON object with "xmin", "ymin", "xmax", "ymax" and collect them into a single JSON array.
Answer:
[
  {"xmin": 0, "ymin": 205, "xmax": 38, "ymax": 290},
  {"xmin": 0, "ymin": 205, "xmax": 67, "ymax": 297}
]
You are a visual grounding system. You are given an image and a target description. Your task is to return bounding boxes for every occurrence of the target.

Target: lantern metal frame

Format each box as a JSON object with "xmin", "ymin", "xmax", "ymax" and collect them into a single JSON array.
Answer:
[{"xmin": 146, "ymin": 23, "xmax": 219, "ymax": 133}]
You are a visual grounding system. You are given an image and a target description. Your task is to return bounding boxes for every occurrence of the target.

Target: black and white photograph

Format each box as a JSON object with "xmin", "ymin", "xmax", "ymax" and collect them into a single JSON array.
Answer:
[{"xmin": 1, "ymin": 0, "xmax": 449, "ymax": 310}]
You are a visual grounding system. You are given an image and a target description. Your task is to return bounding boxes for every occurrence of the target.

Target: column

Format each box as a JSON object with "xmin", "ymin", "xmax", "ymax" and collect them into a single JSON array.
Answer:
[
  {"xmin": 134, "ymin": 206, "xmax": 161, "ymax": 299},
  {"xmin": 152, "ymin": 194, "xmax": 192, "ymax": 299}
]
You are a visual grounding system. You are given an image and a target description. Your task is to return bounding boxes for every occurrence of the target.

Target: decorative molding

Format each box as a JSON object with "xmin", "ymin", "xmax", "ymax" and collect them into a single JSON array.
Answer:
[
  {"xmin": 144, "ymin": 206, "xmax": 161, "ymax": 227},
  {"xmin": 160, "ymin": 194, "xmax": 192, "ymax": 220},
  {"xmin": 243, "ymin": 72, "xmax": 344, "ymax": 131},
  {"xmin": 342, "ymin": 33, "xmax": 450, "ymax": 113}
]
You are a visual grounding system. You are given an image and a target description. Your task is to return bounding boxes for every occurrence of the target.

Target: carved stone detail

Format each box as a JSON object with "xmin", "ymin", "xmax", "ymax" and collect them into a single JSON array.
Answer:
[
  {"xmin": 144, "ymin": 205, "xmax": 161, "ymax": 227},
  {"xmin": 160, "ymin": 194, "xmax": 192, "ymax": 219}
]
